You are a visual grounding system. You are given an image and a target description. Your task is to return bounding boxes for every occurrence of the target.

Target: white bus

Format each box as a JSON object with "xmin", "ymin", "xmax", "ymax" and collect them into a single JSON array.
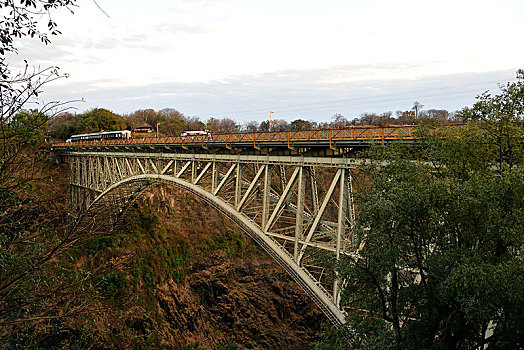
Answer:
[
  {"xmin": 180, "ymin": 130, "xmax": 209, "ymax": 137},
  {"xmin": 66, "ymin": 130, "xmax": 132, "ymax": 142}
]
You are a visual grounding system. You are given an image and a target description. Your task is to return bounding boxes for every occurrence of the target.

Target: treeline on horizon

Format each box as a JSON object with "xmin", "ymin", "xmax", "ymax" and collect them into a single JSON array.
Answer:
[{"xmin": 47, "ymin": 103, "xmax": 463, "ymax": 141}]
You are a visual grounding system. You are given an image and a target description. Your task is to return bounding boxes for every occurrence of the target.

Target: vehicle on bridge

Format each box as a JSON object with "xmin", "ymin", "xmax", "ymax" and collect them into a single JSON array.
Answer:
[
  {"xmin": 180, "ymin": 130, "xmax": 210, "ymax": 137},
  {"xmin": 66, "ymin": 130, "xmax": 132, "ymax": 142}
]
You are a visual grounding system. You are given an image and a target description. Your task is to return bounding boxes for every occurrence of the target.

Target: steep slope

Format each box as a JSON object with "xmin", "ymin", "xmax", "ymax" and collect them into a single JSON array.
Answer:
[{"xmin": 84, "ymin": 184, "xmax": 325, "ymax": 349}]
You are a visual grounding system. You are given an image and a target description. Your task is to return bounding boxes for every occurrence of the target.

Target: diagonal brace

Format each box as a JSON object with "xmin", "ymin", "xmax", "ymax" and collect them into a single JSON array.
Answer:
[
  {"xmin": 213, "ymin": 163, "xmax": 237, "ymax": 196},
  {"xmin": 297, "ymin": 168, "xmax": 342, "ymax": 264},
  {"xmin": 265, "ymin": 166, "xmax": 300, "ymax": 232},
  {"xmin": 236, "ymin": 164, "xmax": 266, "ymax": 211},
  {"xmin": 194, "ymin": 162, "xmax": 212, "ymax": 185}
]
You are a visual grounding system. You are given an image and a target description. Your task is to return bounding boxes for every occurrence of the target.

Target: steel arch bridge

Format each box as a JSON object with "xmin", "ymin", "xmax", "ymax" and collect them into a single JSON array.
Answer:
[
  {"xmin": 60, "ymin": 151, "xmax": 362, "ymax": 324},
  {"xmin": 53, "ymin": 125, "xmax": 460, "ymax": 324}
]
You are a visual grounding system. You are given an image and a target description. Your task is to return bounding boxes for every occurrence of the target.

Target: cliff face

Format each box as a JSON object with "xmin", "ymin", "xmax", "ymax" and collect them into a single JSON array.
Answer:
[
  {"xmin": 88, "ymin": 184, "xmax": 325, "ymax": 349},
  {"xmin": 154, "ymin": 254, "xmax": 323, "ymax": 349}
]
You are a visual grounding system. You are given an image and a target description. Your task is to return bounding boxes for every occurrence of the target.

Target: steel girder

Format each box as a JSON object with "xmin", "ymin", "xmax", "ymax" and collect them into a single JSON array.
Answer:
[{"xmin": 64, "ymin": 151, "xmax": 358, "ymax": 324}]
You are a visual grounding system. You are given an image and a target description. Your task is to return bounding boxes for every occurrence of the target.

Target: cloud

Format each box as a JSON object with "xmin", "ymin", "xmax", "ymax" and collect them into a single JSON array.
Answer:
[
  {"xmin": 89, "ymin": 36, "xmax": 173, "ymax": 53},
  {"xmin": 153, "ymin": 23, "xmax": 215, "ymax": 35},
  {"xmin": 39, "ymin": 67, "xmax": 519, "ymax": 122},
  {"xmin": 5, "ymin": 39, "xmax": 76, "ymax": 68}
]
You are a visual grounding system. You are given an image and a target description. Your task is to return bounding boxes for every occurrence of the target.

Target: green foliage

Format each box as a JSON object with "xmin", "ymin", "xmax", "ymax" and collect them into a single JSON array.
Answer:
[
  {"xmin": 211, "ymin": 231, "xmax": 245, "ymax": 258},
  {"xmin": 160, "ymin": 239, "xmax": 191, "ymax": 284},
  {"xmin": 76, "ymin": 108, "xmax": 126, "ymax": 134},
  {"xmin": 458, "ymin": 69, "xmax": 524, "ymax": 169},
  {"xmin": 318, "ymin": 71, "xmax": 524, "ymax": 349},
  {"xmin": 183, "ymin": 342, "xmax": 205, "ymax": 350},
  {"xmin": 7, "ymin": 110, "xmax": 48, "ymax": 144},
  {"xmin": 69, "ymin": 234, "xmax": 126, "ymax": 259},
  {"xmin": 47, "ymin": 108, "xmax": 126, "ymax": 139},
  {"xmin": 160, "ymin": 117, "xmax": 190, "ymax": 136},
  {"xmin": 47, "ymin": 112, "xmax": 81, "ymax": 140},
  {"xmin": 94, "ymin": 271, "xmax": 129, "ymax": 302},
  {"xmin": 290, "ymin": 118, "xmax": 314, "ymax": 131},
  {"xmin": 124, "ymin": 108, "xmax": 190, "ymax": 137},
  {"xmin": 124, "ymin": 209, "xmax": 159, "ymax": 240},
  {"xmin": 134, "ymin": 263, "xmax": 157, "ymax": 289},
  {"xmin": 123, "ymin": 207, "xmax": 194, "ymax": 286},
  {"xmin": 132, "ymin": 132, "xmax": 155, "ymax": 138},
  {"xmin": 214, "ymin": 338, "xmax": 239, "ymax": 350}
]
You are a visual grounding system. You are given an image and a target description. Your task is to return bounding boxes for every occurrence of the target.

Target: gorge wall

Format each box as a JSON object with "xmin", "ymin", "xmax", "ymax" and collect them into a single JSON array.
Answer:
[{"xmin": 84, "ymin": 184, "xmax": 326, "ymax": 349}]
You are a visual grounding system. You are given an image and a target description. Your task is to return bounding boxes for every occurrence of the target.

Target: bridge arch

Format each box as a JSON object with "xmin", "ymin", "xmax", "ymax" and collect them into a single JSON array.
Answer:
[
  {"xmin": 63, "ymin": 152, "xmax": 358, "ymax": 324},
  {"xmin": 83, "ymin": 173, "xmax": 345, "ymax": 324}
]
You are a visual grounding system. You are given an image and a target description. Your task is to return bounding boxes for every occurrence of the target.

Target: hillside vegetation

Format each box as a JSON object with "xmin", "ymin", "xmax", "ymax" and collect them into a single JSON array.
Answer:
[{"xmin": 75, "ymin": 184, "xmax": 325, "ymax": 349}]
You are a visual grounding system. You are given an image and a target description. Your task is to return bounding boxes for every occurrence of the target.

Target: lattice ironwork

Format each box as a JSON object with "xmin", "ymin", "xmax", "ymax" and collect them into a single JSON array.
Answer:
[{"xmin": 61, "ymin": 151, "xmax": 360, "ymax": 324}]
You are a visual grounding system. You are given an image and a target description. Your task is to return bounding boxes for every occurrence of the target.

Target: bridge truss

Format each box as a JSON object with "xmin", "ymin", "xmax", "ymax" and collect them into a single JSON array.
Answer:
[{"xmin": 62, "ymin": 151, "xmax": 364, "ymax": 324}]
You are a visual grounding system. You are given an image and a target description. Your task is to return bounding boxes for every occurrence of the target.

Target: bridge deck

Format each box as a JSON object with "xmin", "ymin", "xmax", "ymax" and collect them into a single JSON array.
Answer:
[{"xmin": 52, "ymin": 124, "xmax": 462, "ymax": 153}]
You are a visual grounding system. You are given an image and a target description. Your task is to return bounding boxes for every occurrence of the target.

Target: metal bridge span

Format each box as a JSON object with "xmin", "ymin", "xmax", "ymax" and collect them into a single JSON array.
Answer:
[{"xmin": 51, "ymin": 125, "xmax": 457, "ymax": 324}]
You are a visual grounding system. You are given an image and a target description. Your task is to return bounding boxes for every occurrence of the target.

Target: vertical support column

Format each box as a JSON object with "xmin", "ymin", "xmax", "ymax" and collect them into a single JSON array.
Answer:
[
  {"xmin": 348, "ymin": 170, "xmax": 356, "ymax": 246},
  {"xmin": 333, "ymin": 168, "xmax": 347, "ymax": 307},
  {"xmin": 68, "ymin": 156, "xmax": 74, "ymax": 216},
  {"xmin": 93, "ymin": 157, "xmax": 99, "ymax": 190},
  {"xmin": 81, "ymin": 156, "xmax": 87, "ymax": 188},
  {"xmin": 87, "ymin": 156, "xmax": 93, "ymax": 190},
  {"xmin": 191, "ymin": 160, "xmax": 196, "ymax": 183},
  {"xmin": 174, "ymin": 159, "xmax": 178, "ymax": 176},
  {"xmin": 309, "ymin": 167, "xmax": 319, "ymax": 215},
  {"xmin": 294, "ymin": 166, "xmax": 305, "ymax": 262},
  {"xmin": 261, "ymin": 165, "xmax": 271, "ymax": 229},
  {"xmin": 75, "ymin": 156, "xmax": 81, "ymax": 185},
  {"xmin": 75, "ymin": 156, "xmax": 81, "ymax": 214},
  {"xmin": 235, "ymin": 162, "xmax": 242, "ymax": 207},
  {"xmin": 104, "ymin": 156, "xmax": 114, "ymax": 185},
  {"xmin": 93, "ymin": 156, "xmax": 99, "ymax": 188},
  {"xmin": 279, "ymin": 164, "xmax": 286, "ymax": 192},
  {"xmin": 102, "ymin": 156, "xmax": 109, "ymax": 189},
  {"xmin": 82, "ymin": 156, "xmax": 89, "ymax": 209},
  {"xmin": 211, "ymin": 161, "xmax": 217, "ymax": 192}
]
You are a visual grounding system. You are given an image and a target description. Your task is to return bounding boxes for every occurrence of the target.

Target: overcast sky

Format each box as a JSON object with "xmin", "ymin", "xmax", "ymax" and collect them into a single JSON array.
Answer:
[{"xmin": 8, "ymin": 0, "xmax": 524, "ymax": 122}]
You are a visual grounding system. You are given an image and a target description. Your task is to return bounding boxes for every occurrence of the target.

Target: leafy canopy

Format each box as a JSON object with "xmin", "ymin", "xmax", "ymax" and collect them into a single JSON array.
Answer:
[{"xmin": 317, "ymin": 70, "xmax": 524, "ymax": 350}]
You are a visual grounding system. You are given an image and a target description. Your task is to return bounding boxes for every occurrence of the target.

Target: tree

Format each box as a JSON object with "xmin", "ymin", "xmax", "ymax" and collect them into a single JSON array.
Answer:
[
  {"xmin": 185, "ymin": 116, "xmax": 204, "ymax": 131},
  {"xmin": 158, "ymin": 107, "xmax": 184, "ymax": 119},
  {"xmin": 419, "ymin": 109, "xmax": 450, "ymax": 123},
  {"xmin": 159, "ymin": 115, "xmax": 187, "ymax": 136},
  {"xmin": 395, "ymin": 110, "xmax": 416, "ymax": 125},
  {"xmin": 272, "ymin": 119, "xmax": 290, "ymax": 132},
  {"xmin": 259, "ymin": 120, "xmax": 270, "ymax": 131},
  {"xmin": 0, "ymin": 1, "xmax": 76, "ymax": 55},
  {"xmin": 206, "ymin": 117, "xmax": 238, "ymax": 133},
  {"xmin": 242, "ymin": 120, "xmax": 259, "ymax": 132},
  {"xmin": 333, "ymin": 113, "xmax": 349, "ymax": 128},
  {"xmin": 76, "ymin": 108, "xmax": 126, "ymax": 133},
  {"xmin": 458, "ymin": 69, "xmax": 524, "ymax": 169},
  {"xmin": 355, "ymin": 112, "xmax": 395, "ymax": 126},
  {"xmin": 129, "ymin": 108, "xmax": 158, "ymax": 125},
  {"xmin": 290, "ymin": 119, "xmax": 313, "ymax": 131},
  {"xmin": 411, "ymin": 101, "xmax": 424, "ymax": 118},
  {"xmin": 0, "ymin": 1, "xmax": 107, "ymax": 346},
  {"xmin": 48, "ymin": 112, "xmax": 81, "ymax": 140},
  {"xmin": 317, "ymin": 71, "xmax": 524, "ymax": 349},
  {"xmin": 1, "ymin": 1, "xmax": 77, "ymax": 127}
]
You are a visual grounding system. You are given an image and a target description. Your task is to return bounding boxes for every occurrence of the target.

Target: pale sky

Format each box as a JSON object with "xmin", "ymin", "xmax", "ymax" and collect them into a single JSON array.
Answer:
[{"xmin": 9, "ymin": 0, "xmax": 524, "ymax": 122}]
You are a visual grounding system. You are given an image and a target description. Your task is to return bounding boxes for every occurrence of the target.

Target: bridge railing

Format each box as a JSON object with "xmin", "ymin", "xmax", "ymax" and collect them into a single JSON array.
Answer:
[{"xmin": 52, "ymin": 124, "xmax": 463, "ymax": 148}]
